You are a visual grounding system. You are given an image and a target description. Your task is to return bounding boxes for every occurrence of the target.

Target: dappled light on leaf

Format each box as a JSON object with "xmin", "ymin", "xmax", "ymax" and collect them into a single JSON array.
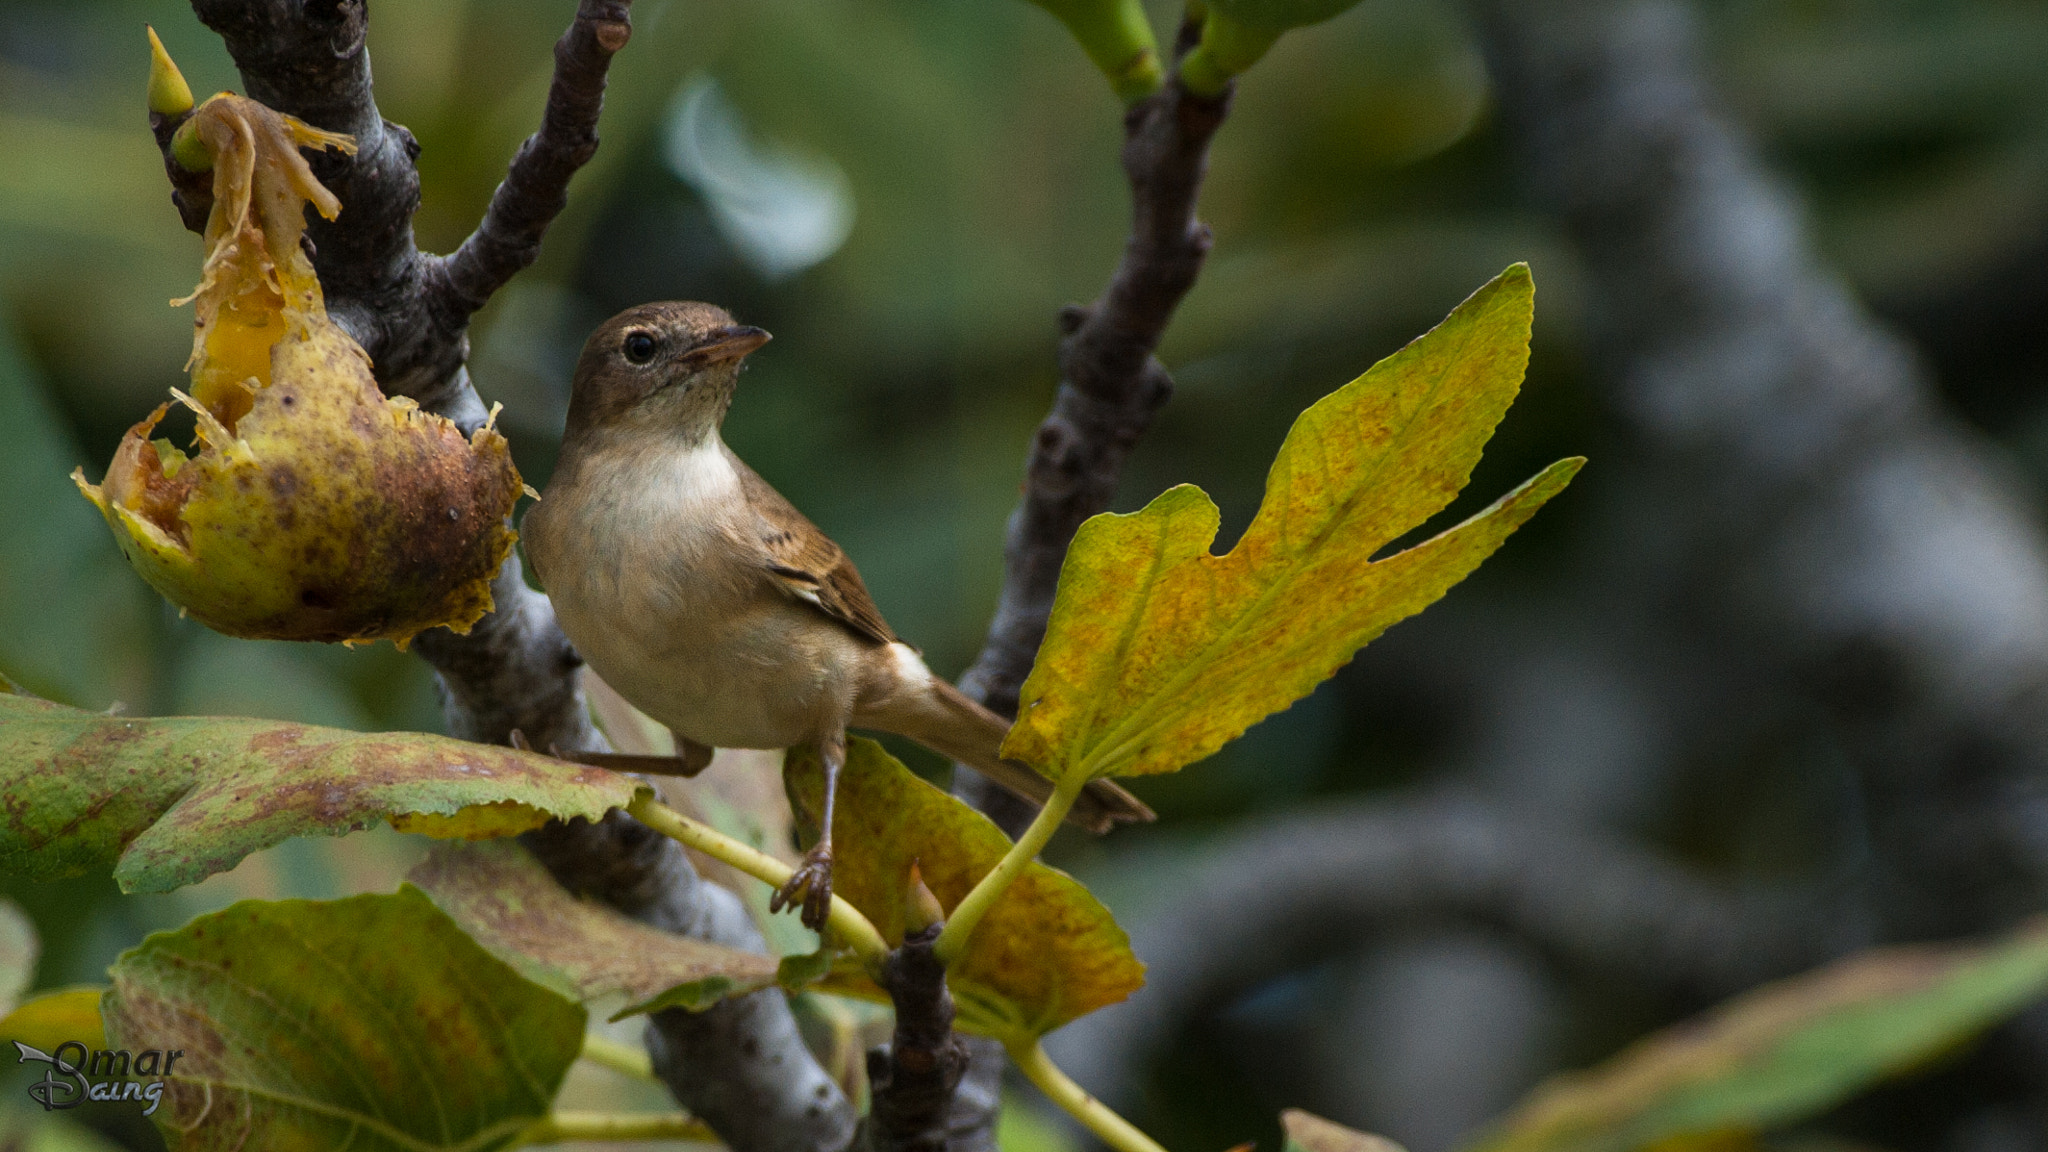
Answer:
[
  {"xmin": 1004, "ymin": 265, "xmax": 1579, "ymax": 787},
  {"xmin": 0, "ymin": 692, "xmax": 642, "ymax": 892},
  {"xmin": 72, "ymin": 89, "xmax": 521, "ymax": 647},
  {"xmin": 102, "ymin": 888, "xmax": 584, "ymax": 1151},
  {"xmin": 410, "ymin": 839, "xmax": 781, "ymax": 1018},
  {"xmin": 786, "ymin": 738, "xmax": 1143, "ymax": 1040}
]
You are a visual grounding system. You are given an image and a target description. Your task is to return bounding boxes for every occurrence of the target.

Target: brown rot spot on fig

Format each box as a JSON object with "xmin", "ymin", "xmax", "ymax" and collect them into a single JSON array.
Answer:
[{"xmin": 78, "ymin": 95, "xmax": 520, "ymax": 646}]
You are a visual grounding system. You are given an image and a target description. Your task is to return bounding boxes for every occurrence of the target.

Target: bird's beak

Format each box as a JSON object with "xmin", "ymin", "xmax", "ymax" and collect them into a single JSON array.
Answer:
[{"xmin": 684, "ymin": 325, "xmax": 772, "ymax": 366}]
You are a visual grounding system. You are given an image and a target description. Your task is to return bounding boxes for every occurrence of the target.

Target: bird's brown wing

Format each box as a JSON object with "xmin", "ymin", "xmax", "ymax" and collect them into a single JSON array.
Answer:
[{"xmin": 726, "ymin": 444, "xmax": 897, "ymax": 646}]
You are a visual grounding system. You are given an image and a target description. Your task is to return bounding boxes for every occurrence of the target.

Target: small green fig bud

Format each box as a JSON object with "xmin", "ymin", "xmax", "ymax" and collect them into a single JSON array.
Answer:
[{"xmin": 146, "ymin": 26, "xmax": 194, "ymax": 117}]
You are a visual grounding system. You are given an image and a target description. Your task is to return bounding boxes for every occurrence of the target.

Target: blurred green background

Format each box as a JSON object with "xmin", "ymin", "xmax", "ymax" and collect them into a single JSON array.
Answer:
[{"xmin": 4, "ymin": 0, "xmax": 2048, "ymax": 1148}]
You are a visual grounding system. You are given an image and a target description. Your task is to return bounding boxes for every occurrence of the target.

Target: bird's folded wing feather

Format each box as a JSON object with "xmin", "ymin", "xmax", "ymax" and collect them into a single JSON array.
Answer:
[{"xmin": 728, "ymin": 446, "xmax": 897, "ymax": 646}]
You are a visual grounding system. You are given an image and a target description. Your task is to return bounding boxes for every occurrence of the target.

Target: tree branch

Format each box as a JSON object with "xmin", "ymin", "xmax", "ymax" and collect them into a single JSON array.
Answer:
[
  {"xmin": 860, "ymin": 926, "xmax": 972, "ymax": 1152},
  {"xmin": 162, "ymin": 4, "xmax": 857, "ymax": 1150},
  {"xmin": 955, "ymin": 48, "xmax": 1232, "ymax": 747},
  {"xmin": 939, "ymin": 21, "xmax": 1233, "ymax": 1149},
  {"xmin": 1051, "ymin": 795, "xmax": 1852, "ymax": 1109},
  {"xmin": 1470, "ymin": 0, "xmax": 2048, "ymax": 942},
  {"xmin": 428, "ymin": 1, "xmax": 631, "ymax": 325}
]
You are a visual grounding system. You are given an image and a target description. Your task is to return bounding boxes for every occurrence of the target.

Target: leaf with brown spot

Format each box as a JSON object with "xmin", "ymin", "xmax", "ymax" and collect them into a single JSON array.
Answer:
[
  {"xmin": 786, "ymin": 738, "xmax": 1143, "ymax": 1041},
  {"xmin": 102, "ymin": 887, "xmax": 583, "ymax": 1151},
  {"xmin": 0, "ymin": 692, "xmax": 643, "ymax": 892},
  {"xmin": 1471, "ymin": 921, "xmax": 2048, "ymax": 1152},
  {"xmin": 410, "ymin": 839, "xmax": 780, "ymax": 1018}
]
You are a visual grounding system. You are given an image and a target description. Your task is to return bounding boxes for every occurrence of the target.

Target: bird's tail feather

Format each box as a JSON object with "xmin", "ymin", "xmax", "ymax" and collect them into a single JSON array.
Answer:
[{"xmin": 885, "ymin": 677, "xmax": 1154, "ymax": 834}]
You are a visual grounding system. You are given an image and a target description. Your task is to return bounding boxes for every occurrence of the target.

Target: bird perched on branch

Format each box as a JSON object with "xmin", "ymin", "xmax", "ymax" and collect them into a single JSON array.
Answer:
[{"xmin": 524, "ymin": 302, "xmax": 1153, "ymax": 929}]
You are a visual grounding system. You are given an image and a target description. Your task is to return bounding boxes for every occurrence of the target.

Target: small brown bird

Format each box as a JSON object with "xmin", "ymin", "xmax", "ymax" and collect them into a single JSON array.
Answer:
[{"xmin": 523, "ymin": 302, "xmax": 1153, "ymax": 929}]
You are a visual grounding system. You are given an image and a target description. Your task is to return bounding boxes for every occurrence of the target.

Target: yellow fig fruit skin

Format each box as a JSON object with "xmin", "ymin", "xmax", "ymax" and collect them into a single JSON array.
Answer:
[
  {"xmin": 76, "ymin": 91, "xmax": 520, "ymax": 648},
  {"xmin": 79, "ymin": 323, "xmax": 520, "ymax": 648}
]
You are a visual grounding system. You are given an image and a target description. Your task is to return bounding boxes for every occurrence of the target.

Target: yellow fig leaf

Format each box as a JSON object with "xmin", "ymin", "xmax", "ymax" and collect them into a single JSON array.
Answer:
[
  {"xmin": 1472, "ymin": 921, "xmax": 2048, "ymax": 1152},
  {"xmin": 0, "ymin": 987, "xmax": 108, "ymax": 1054},
  {"xmin": 1004, "ymin": 264, "xmax": 1581, "ymax": 783},
  {"xmin": 74, "ymin": 89, "xmax": 522, "ymax": 647},
  {"xmin": 786, "ymin": 739, "xmax": 1144, "ymax": 1041}
]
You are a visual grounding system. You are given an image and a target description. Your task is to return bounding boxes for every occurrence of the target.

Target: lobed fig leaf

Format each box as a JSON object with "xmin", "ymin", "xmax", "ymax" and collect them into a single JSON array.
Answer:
[
  {"xmin": 74, "ymin": 86, "xmax": 522, "ymax": 647},
  {"xmin": 410, "ymin": 839, "xmax": 782, "ymax": 1019},
  {"xmin": 1471, "ymin": 921, "xmax": 2048, "ymax": 1152},
  {"xmin": 1004, "ymin": 264, "xmax": 1580, "ymax": 786},
  {"xmin": 0, "ymin": 691, "xmax": 642, "ymax": 893},
  {"xmin": 786, "ymin": 738, "xmax": 1144, "ymax": 1041},
  {"xmin": 102, "ymin": 888, "xmax": 584, "ymax": 1151}
]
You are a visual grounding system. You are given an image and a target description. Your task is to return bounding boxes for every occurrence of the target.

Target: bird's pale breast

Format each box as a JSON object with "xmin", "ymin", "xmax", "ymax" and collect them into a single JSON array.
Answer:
[{"xmin": 526, "ymin": 432, "xmax": 863, "ymax": 748}]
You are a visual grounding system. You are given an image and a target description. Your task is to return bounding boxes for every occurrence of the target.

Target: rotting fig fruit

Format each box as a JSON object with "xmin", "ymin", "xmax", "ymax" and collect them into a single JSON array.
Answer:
[{"xmin": 74, "ymin": 73, "xmax": 522, "ymax": 648}]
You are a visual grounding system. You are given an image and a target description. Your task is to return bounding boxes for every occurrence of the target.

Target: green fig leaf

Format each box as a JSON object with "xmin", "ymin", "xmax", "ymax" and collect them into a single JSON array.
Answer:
[
  {"xmin": 1004, "ymin": 265, "xmax": 1579, "ymax": 786},
  {"xmin": 0, "ymin": 692, "xmax": 644, "ymax": 892},
  {"xmin": 0, "ymin": 1112, "xmax": 124, "ymax": 1152},
  {"xmin": 102, "ymin": 888, "xmax": 583, "ymax": 1151},
  {"xmin": 1472, "ymin": 921, "xmax": 2048, "ymax": 1152},
  {"xmin": 786, "ymin": 738, "xmax": 1144, "ymax": 1041},
  {"xmin": 410, "ymin": 839, "xmax": 781, "ymax": 1020}
]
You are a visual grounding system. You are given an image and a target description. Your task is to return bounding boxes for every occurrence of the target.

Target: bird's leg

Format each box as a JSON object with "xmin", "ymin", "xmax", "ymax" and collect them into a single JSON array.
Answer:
[{"xmin": 773, "ymin": 729, "xmax": 845, "ymax": 932}]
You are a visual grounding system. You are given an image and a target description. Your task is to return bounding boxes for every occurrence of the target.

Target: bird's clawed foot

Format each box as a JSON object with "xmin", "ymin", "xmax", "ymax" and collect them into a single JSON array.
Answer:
[{"xmin": 771, "ymin": 843, "xmax": 835, "ymax": 931}]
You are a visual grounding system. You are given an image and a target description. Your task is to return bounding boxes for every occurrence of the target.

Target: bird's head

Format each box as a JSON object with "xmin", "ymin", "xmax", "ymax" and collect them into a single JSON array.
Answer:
[{"xmin": 565, "ymin": 302, "xmax": 771, "ymax": 445}]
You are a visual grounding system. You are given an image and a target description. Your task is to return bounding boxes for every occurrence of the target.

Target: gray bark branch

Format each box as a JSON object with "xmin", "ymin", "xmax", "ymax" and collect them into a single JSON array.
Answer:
[
  {"xmin": 1472, "ymin": 0, "xmax": 2048, "ymax": 942},
  {"xmin": 1052, "ymin": 795, "xmax": 1851, "ymax": 1109},
  {"xmin": 945, "ymin": 18, "xmax": 1233, "ymax": 1146},
  {"xmin": 158, "ymin": 4, "xmax": 857, "ymax": 1150}
]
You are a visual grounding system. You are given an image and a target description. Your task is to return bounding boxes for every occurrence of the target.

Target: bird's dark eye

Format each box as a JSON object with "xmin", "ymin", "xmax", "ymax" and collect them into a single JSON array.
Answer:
[{"xmin": 622, "ymin": 332, "xmax": 658, "ymax": 364}]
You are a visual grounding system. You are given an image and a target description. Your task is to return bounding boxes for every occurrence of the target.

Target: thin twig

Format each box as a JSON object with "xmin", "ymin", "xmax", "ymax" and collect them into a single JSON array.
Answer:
[
  {"xmin": 942, "ymin": 19, "xmax": 1234, "ymax": 1147},
  {"xmin": 628, "ymin": 793, "xmax": 892, "ymax": 967},
  {"xmin": 430, "ymin": 0, "xmax": 632, "ymax": 321},
  {"xmin": 955, "ymin": 41, "xmax": 1233, "ymax": 759}
]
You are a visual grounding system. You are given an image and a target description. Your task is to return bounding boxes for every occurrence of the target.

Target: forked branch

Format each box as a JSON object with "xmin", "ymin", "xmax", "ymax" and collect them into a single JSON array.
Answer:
[{"xmin": 153, "ymin": 4, "xmax": 859, "ymax": 1150}]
